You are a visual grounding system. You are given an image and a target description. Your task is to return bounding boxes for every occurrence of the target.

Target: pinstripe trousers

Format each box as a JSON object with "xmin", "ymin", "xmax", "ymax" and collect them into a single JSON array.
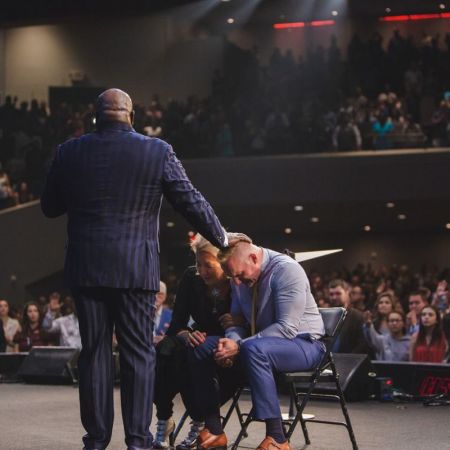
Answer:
[{"xmin": 73, "ymin": 287, "xmax": 155, "ymax": 450}]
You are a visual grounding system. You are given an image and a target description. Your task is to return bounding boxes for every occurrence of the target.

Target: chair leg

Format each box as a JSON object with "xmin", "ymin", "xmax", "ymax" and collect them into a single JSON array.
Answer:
[
  {"xmin": 222, "ymin": 387, "xmax": 242, "ymax": 428},
  {"xmin": 173, "ymin": 410, "xmax": 190, "ymax": 441},
  {"xmin": 231, "ymin": 410, "xmax": 253, "ymax": 450},
  {"xmin": 285, "ymin": 380, "xmax": 312, "ymax": 446},
  {"xmin": 331, "ymin": 362, "xmax": 358, "ymax": 450}
]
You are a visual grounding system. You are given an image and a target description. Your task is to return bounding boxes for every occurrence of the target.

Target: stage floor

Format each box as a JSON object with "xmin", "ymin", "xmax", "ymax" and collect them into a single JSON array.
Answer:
[{"xmin": 0, "ymin": 384, "xmax": 448, "ymax": 450}]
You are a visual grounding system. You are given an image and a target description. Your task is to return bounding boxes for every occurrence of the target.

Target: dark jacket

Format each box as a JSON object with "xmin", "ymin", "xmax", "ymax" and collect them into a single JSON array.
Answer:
[
  {"xmin": 167, "ymin": 267, "xmax": 231, "ymax": 337},
  {"xmin": 333, "ymin": 308, "xmax": 370, "ymax": 354},
  {"xmin": 41, "ymin": 122, "xmax": 225, "ymax": 290},
  {"xmin": 0, "ymin": 322, "xmax": 5, "ymax": 352}
]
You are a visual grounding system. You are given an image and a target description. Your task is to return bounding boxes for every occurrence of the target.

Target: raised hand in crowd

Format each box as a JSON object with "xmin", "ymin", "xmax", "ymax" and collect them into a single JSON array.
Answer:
[{"xmin": 363, "ymin": 310, "xmax": 373, "ymax": 325}]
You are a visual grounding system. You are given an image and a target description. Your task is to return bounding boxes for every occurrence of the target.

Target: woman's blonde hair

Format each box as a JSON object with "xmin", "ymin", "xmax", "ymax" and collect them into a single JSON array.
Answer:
[{"xmin": 190, "ymin": 233, "xmax": 219, "ymax": 257}]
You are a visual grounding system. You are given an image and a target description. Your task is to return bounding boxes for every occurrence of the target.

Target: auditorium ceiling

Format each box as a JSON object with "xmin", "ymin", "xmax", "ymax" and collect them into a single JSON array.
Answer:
[{"xmin": 0, "ymin": 0, "xmax": 445, "ymax": 27}]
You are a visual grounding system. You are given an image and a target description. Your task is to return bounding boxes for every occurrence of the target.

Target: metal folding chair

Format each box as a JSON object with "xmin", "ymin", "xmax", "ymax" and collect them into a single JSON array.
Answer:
[{"xmin": 231, "ymin": 307, "xmax": 359, "ymax": 450}]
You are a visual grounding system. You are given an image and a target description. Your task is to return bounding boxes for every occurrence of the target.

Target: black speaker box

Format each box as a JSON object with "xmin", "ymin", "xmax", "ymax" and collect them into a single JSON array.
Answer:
[
  {"xmin": 18, "ymin": 347, "xmax": 79, "ymax": 384},
  {"xmin": 290, "ymin": 353, "xmax": 374, "ymax": 402},
  {"xmin": 0, "ymin": 352, "xmax": 29, "ymax": 382},
  {"xmin": 333, "ymin": 353, "xmax": 374, "ymax": 401}
]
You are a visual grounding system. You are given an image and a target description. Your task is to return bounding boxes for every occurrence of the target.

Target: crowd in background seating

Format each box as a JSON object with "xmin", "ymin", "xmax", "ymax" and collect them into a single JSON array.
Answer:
[
  {"xmin": 2, "ymin": 260, "xmax": 448, "ymax": 363},
  {"xmin": 0, "ymin": 30, "xmax": 450, "ymax": 210}
]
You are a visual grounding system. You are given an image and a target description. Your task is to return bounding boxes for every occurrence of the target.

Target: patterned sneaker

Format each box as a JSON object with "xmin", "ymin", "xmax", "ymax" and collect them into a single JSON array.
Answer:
[
  {"xmin": 175, "ymin": 420, "xmax": 205, "ymax": 450},
  {"xmin": 154, "ymin": 418, "xmax": 176, "ymax": 449}
]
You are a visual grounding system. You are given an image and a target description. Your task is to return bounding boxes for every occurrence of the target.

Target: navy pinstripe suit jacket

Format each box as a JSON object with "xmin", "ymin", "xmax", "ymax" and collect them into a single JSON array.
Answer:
[{"xmin": 41, "ymin": 122, "xmax": 226, "ymax": 290}]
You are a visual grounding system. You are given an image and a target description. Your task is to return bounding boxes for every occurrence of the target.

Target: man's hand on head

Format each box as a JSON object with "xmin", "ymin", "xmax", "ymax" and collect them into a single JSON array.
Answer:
[{"xmin": 226, "ymin": 232, "xmax": 252, "ymax": 247}]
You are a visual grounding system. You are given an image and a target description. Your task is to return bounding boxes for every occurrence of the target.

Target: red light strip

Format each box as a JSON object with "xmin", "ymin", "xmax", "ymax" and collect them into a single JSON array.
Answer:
[
  {"xmin": 273, "ymin": 20, "xmax": 335, "ymax": 29},
  {"xmin": 274, "ymin": 22, "xmax": 305, "ymax": 29},
  {"xmin": 380, "ymin": 12, "xmax": 450, "ymax": 22},
  {"xmin": 310, "ymin": 20, "xmax": 335, "ymax": 27}
]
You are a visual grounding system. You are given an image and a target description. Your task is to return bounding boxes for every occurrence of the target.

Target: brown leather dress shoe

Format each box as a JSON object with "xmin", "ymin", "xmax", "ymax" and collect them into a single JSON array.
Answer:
[
  {"xmin": 197, "ymin": 429, "xmax": 227, "ymax": 450},
  {"xmin": 256, "ymin": 437, "xmax": 290, "ymax": 450}
]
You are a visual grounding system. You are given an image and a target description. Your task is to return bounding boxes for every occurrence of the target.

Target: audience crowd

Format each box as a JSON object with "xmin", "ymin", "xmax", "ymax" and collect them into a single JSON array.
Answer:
[
  {"xmin": 1, "ymin": 30, "xmax": 450, "ymax": 210},
  {"xmin": 1, "ymin": 260, "xmax": 449, "ymax": 363}
]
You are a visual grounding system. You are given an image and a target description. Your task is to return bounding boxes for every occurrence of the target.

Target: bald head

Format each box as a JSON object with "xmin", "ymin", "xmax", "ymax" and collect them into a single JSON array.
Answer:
[{"xmin": 96, "ymin": 88, "xmax": 133, "ymax": 126}]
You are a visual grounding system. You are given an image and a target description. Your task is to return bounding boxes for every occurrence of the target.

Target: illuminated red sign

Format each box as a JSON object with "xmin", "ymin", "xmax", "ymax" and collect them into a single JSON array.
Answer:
[
  {"xmin": 419, "ymin": 376, "xmax": 450, "ymax": 396},
  {"xmin": 380, "ymin": 13, "xmax": 450, "ymax": 22}
]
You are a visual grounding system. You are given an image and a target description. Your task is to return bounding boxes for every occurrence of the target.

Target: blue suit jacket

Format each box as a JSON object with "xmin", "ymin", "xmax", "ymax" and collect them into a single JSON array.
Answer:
[
  {"xmin": 154, "ymin": 307, "xmax": 173, "ymax": 336},
  {"xmin": 41, "ymin": 122, "xmax": 226, "ymax": 290},
  {"xmin": 225, "ymin": 248, "xmax": 325, "ymax": 341}
]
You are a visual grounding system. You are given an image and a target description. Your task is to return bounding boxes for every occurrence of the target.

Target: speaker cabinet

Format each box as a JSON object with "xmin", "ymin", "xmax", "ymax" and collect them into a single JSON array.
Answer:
[{"xmin": 18, "ymin": 347, "xmax": 79, "ymax": 384}]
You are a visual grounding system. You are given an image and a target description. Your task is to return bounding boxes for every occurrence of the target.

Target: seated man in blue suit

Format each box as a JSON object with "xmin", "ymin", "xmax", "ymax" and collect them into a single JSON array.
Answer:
[
  {"xmin": 41, "ymin": 88, "xmax": 233, "ymax": 450},
  {"xmin": 154, "ymin": 281, "xmax": 173, "ymax": 344},
  {"xmin": 189, "ymin": 240, "xmax": 325, "ymax": 450}
]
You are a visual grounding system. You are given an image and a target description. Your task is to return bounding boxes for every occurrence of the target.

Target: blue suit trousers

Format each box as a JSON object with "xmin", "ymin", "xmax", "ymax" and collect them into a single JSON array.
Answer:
[
  {"xmin": 73, "ymin": 287, "xmax": 155, "ymax": 450},
  {"xmin": 189, "ymin": 335, "xmax": 325, "ymax": 421}
]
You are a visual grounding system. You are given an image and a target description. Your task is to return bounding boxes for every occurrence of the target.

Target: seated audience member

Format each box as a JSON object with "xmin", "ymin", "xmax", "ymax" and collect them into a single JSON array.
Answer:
[
  {"xmin": 406, "ymin": 290, "xmax": 429, "ymax": 335},
  {"xmin": 0, "ymin": 165, "xmax": 15, "ymax": 209},
  {"xmin": 328, "ymin": 279, "xmax": 369, "ymax": 354},
  {"xmin": 431, "ymin": 280, "xmax": 449, "ymax": 315},
  {"xmin": 13, "ymin": 301, "xmax": 57, "ymax": 351},
  {"xmin": 153, "ymin": 235, "xmax": 240, "ymax": 450},
  {"xmin": 188, "ymin": 239, "xmax": 325, "ymax": 450},
  {"xmin": 363, "ymin": 311, "xmax": 410, "ymax": 361},
  {"xmin": 0, "ymin": 319, "xmax": 5, "ymax": 352},
  {"xmin": 349, "ymin": 285, "xmax": 366, "ymax": 312},
  {"xmin": 153, "ymin": 281, "xmax": 172, "ymax": 345},
  {"xmin": 45, "ymin": 297, "xmax": 81, "ymax": 349},
  {"xmin": 42, "ymin": 291, "xmax": 62, "ymax": 328},
  {"xmin": 371, "ymin": 292, "xmax": 401, "ymax": 336},
  {"xmin": 410, "ymin": 306, "xmax": 448, "ymax": 363},
  {"xmin": 0, "ymin": 299, "xmax": 21, "ymax": 352}
]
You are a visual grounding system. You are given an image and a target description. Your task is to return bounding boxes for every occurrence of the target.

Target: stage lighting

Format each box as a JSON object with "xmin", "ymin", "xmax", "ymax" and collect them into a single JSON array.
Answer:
[
  {"xmin": 386, "ymin": 202, "xmax": 395, "ymax": 208},
  {"xmin": 310, "ymin": 217, "xmax": 319, "ymax": 223},
  {"xmin": 293, "ymin": 205, "xmax": 303, "ymax": 211},
  {"xmin": 364, "ymin": 225, "xmax": 371, "ymax": 232},
  {"xmin": 284, "ymin": 227, "xmax": 292, "ymax": 234},
  {"xmin": 166, "ymin": 221, "xmax": 175, "ymax": 228},
  {"xmin": 397, "ymin": 214, "xmax": 406, "ymax": 220}
]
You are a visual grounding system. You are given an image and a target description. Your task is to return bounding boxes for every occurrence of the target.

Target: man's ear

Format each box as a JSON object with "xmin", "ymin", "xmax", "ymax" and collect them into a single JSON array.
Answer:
[{"xmin": 249, "ymin": 253, "xmax": 258, "ymax": 264}]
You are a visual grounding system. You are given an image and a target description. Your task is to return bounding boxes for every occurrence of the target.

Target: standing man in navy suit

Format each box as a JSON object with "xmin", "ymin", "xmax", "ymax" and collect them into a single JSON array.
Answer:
[{"xmin": 41, "ymin": 89, "xmax": 231, "ymax": 450}]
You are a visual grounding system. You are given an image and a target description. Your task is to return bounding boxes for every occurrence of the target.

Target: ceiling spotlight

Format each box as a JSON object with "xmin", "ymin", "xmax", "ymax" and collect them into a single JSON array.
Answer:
[
  {"xmin": 397, "ymin": 214, "xmax": 406, "ymax": 220},
  {"xmin": 294, "ymin": 205, "xmax": 303, "ymax": 211},
  {"xmin": 284, "ymin": 227, "xmax": 292, "ymax": 234},
  {"xmin": 439, "ymin": 4, "xmax": 446, "ymax": 9},
  {"xmin": 364, "ymin": 225, "xmax": 371, "ymax": 232},
  {"xmin": 227, "ymin": 17, "xmax": 235, "ymax": 24},
  {"xmin": 310, "ymin": 217, "xmax": 319, "ymax": 223},
  {"xmin": 166, "ymin": 221, "xmax": 175, "ymax": 228},
  {"xmin": 446, "ymin": 223, "xmax": 450, "ymax": 229},
  {"xmin": 331, "ymin": 10, "xmax": 338, "ymax": 16},
  {"xmin": 386, "ymin": 202, "xmax": 395, "ymax": 208},
  {"xmin": 385, "ymin": 7, "xmax": 392, "ymax": 13}
]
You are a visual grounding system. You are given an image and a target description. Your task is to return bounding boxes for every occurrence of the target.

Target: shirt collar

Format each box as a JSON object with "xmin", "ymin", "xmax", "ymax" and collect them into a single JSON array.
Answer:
[
  {"xmin": 259, "ymin": 247, "xmax": 270, "ymax": 277},
  {"xmin": 97, "ymin": 121, "xmax": 134, "ymax": 133}
]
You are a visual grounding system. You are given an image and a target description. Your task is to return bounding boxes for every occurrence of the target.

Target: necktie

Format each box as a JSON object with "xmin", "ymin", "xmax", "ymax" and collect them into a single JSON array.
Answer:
[{"xmin": 251, "ymin": 283, "xmax": 259, "ymax": 335}]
